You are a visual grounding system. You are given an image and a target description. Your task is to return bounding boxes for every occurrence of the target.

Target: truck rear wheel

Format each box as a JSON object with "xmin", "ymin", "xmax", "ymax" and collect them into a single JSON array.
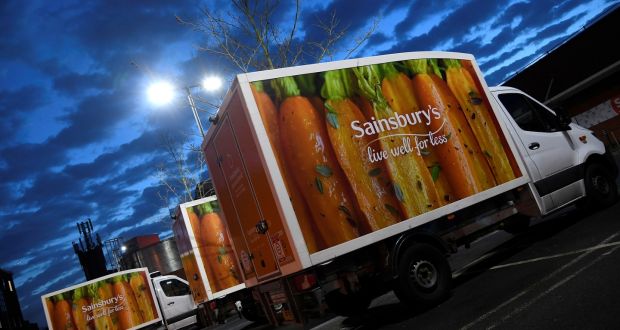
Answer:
[
  {"xmin": 393, "ymin": 243, "xmax": 451, "ymax": 306},
  {"xmin": 578, "ymin": 163, "xmax": 618, "ymax": 210}
]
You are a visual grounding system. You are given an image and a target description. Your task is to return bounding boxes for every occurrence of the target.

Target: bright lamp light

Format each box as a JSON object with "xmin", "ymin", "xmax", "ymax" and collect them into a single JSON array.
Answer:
[
  {"xmin": 202, "ymin": 76, "xmax": 222, "ymax": 92},
  {"xmin": 147, "ymin": 80, "xmax": 175, "ymax": 105}
]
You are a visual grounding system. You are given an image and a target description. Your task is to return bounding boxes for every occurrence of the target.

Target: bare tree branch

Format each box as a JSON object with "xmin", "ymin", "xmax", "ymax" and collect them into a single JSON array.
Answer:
[
  {"xmin": 159, "ymin": 1, "xmax": 379, "ymax": 210},
  {"xmin": 177, "ymin": 0, "xmax": 379, "ymax": 71}
]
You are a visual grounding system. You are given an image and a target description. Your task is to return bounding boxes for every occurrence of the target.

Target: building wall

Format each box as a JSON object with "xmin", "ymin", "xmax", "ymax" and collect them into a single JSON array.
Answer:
[
  {"xmin": 563, "ymin": 74, "xmax": 620, "ymax": 147},
  {"xmin": 0, "ymin": 269, "xmax": 24, "ymax": 329},
  {"xmin": 502, "ymin": 6, "xmax": 620, "ymax": 149},
  {"xmin": 121, "ymin": 238, "xmax": 183, "ymax": 275}
]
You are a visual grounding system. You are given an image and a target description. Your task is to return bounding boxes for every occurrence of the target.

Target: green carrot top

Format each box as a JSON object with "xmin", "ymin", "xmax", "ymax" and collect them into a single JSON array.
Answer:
[
  {"xmin": 197, "ymin": 202, "xmax": 213, "ymax": 215},
  {"xmin": 405, "ymin": 59, "xmax": 443, "ymax": 78},
  {"xmin": 295, "ymin": 73, "xmax": 318, "ymax": 97},
  {"xmin": 251, "ymin": 81, "xmax": 265, "ymax": 93},
  {"xmin": 87, "ymin": 283, "xmax": 99, "ymax": 298},
  {"xmin": 271, "ymin": 76, "xmax": 300, "ymax": 101},
  {"xmin": 378, "ymin": 62, "xmax": 400, "ymax": 79},
  {"xmin": 352, "ymin": 64, "xmax": 390, "ymax": 112},
  {"xmin": 320, "ymin": 69, "xmax": 356, "ymax": 101},
  {"xmin": 72, "ymin": 287, "xmax": 85, "ymax": 301},
  {"xmin": 54, "ymin": 292, "xmax": 66, "ymax": 301},
  {"xmin": 442, "ymin": 58, "xmax": 463, "ymax": 69},
  {"xmin": 112, "ymin": 274, "xmax": 129, "ymax": 283}
]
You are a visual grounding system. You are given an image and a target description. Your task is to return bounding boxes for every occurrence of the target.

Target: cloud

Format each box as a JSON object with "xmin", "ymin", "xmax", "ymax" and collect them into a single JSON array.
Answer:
[
  {"xmin": 53, "ymin": 72, "xmax": 111, "ymax": 95},
  {"xmin": 0, "ymin": 85, "xmax": 49, "ymax": 144},
  {"xmin": 299, "ymin": 0, "xmax": 392, "ymax": 60},
  {"xmin": 2, "ymin": 1, "xmax": 618, "ymax": 328},
  {"xmin": 32, "ymin": 267, "xmax": 82, "ymax": 296},
  {"xmin": 385, "ymin": 0, "xmax": 506, "ymax": 54}
]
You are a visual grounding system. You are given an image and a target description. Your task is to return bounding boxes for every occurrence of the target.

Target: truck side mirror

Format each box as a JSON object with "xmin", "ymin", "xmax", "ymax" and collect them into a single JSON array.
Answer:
[{"xmin": 554, "ymin": 106, "xmax": 572, "ymax": 130}]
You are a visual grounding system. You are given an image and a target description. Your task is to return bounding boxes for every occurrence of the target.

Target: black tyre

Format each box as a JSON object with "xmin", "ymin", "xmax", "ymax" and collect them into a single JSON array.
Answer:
[
  {"xmin": 578, "ymin": 163, "xmax": 618, "ymax": 210},
  {"xmin": 324, "ymin": 289, "xmax": 371, "ymax": 317},
  {"xmin": 393, "ymin": 243, "xmax": 451, "ymax": 306}
]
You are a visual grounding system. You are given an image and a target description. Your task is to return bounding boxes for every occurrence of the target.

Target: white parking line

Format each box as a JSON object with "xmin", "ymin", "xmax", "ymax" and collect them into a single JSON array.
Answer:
[
  {"xmin": 489, "ymin": 241, "xmax": 620, "ymax": 270},
  {"xmin": 490, "ymin": 243, "xmax": 620, "ymax": 329},
  {"xmin": 461, "ymin": 231, "xmax": 620, "ymax": 330}
]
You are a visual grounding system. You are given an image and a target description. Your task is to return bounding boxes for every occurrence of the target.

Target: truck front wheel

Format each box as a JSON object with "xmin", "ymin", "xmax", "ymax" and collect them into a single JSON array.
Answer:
[
  {"xmin": 579, "ymin": 163, "xmax": 618, "ymax": 210},
  {"xmin": 393, "ymin": 243, "xmax": 451, "ymax": 307}
]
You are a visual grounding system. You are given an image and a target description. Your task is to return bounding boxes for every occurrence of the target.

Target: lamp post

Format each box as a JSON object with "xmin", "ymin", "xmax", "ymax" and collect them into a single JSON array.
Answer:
[
  {"xmin": 184, "ymin": 87, "xmax": 205, "ymax": 137},
  {"xmin": 147, "ymin": 75, "xmax": 223, "ymax": 137}
]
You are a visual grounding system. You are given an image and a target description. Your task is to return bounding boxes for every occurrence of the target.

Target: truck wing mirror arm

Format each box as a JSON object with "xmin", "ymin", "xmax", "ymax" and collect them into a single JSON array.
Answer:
[{"xmin": 554, "ymin": 106, "xmax": 572, "ymax": 130}]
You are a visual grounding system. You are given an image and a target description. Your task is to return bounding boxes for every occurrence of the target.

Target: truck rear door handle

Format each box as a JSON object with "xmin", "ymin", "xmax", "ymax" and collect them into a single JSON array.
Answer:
[
  {"xmin": 167, "ymin": 302, "xmax": 175, "ymax": 306},
  {"xmin": 256, "ymin": 219, "xmax": 268, "ymax": 234},
  {"xmin": 529, "ymin": 142, "xmax": 540, "ymax": 150}
]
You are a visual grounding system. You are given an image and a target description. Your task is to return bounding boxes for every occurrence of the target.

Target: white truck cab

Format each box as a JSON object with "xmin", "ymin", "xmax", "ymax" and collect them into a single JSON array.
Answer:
[
  {"xmin": 489, "ymin": 86, "xmax": 618, "ymax": 215},
  {"xmin": 151, "ymin": 274, "xmax": 198, "ymax": 330}
]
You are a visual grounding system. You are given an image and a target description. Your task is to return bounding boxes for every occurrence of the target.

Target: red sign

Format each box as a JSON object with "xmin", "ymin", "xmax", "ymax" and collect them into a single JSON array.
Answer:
[{"xmin": 611, "ymin": 96, "xmax": 620, "ymax": 115}]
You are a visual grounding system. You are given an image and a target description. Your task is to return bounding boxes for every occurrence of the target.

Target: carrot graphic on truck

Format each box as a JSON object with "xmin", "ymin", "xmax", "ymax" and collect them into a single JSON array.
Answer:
[
  {"xmin": 443, "ymin": 59, "xmax": 516, "ymax": 184},
  {"xmin": 321, "ymin": 68, "xmax": 402, "ymax": 232},
  {"xmin": 353, "ymin": 64, "xmax": 441, "ymax": 217},
  {"xmin": 251, "ymin": 81, "xmax": 321, "ymax": 252},
  {"xmin": 275, "ymin": 76, "xmax": 361, "ymax": 247},
  {"xmin": 407, "ymin": 59, "xmax": 496, "ymax": 199},
  {"xmin": 379, "ymin": 62, "xmax": 454, "ymax": 205}
]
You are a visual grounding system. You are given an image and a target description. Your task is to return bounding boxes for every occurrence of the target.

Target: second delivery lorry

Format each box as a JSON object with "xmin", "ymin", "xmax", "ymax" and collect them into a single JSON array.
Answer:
[
  {"xmin": 41, "ymin": 268, "xmax": 198, "ymax": 330},
  {"xmin": 197, "ymin": 51, "xmax": 617, "ymax": 325}
]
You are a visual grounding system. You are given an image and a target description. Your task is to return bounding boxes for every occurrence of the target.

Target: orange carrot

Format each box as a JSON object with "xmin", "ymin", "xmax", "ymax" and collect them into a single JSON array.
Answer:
[
  {"xmin": 87, "ymin": 283, "xmax": 115, "ymax": 330},
  {"xmin": 45, "ymin": 297, "xmax": 56, "ymax": 328},
  {"xmin": 444, "ymin": 59, "xmax": 516, "ymax": 183},
  {"xmin": 276, "ymin": 76, "xmax": 361, "ymax": 248},
  {"xmin": 353, "ymin": 65, "xmax": 441, "ymax": 218},
  {"xmin": 407, "ymin": 59, "xmax": 496, "ymax": 199},
  {"xmin": 141, "ymin": 272, "xmax": 159, "ymax": 320},
  {"xmin": 252, "ymin": 81, "xmax": 322, "ymax": 252},
  {"xmin": 295, "ymin": 73, "xmax": 328, "ymax": 116},
  {"xmin": 112, "ymin": 275, "xmax": 143, "ymax": 328},
  {"xmin": 379, "ymin": 63, "xmax": 454, "ymax": 205},
  {"xmin": 321, "ymin": 69, "xmax": 402, "ymax": 232},
  {"xmin": 198, "ymin": 202, "xmax": 242, "ymax": 291},
  {"xmin": 460, "ymin": 60, "xmax": 520, "ymax": 177},
  {"xmin": 71, "ymin": 287, "xmax": 91, "ymax": 330},
  {"xmin": 353, "ymin": 95, "xmax": 375, "ymax": 120},
  {"xmin": 187, "ymin": 207, "xmax": 202, "ymax": 247},
  {"xmin": 53, "ymin": 293, "xmax": 76, "ymax": 330},
  {"xmin": 129, "ymin": 272, "xmax": 156, "ymax": 322}
]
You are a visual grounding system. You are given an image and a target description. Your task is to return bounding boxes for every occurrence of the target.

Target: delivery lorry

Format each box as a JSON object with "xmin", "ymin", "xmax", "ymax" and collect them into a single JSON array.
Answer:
[
  {"xmin": 171, "ymin": 196, "xmax": 251, "ymax": 321},
  {"xmin": 200, "ymin": 51, "xmax": 618, "ymax": 325},
  {"xmin": 41, "ymin": 268, "xmax": 198, "ymax": 330}
]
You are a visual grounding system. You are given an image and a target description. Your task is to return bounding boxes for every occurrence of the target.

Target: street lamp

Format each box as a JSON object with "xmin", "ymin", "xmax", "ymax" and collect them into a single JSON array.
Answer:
[{"xmin": 147, "ymin": 75, "xmax": 223, "ymax": 137}]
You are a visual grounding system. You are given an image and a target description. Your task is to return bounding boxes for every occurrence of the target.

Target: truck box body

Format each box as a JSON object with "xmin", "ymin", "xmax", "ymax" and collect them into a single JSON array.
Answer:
[
  {"xmin": 202, "ymin": 51, "xmax": 530, "ymax": 285},
  {"xmin": 172, "ymin": 196, "xmax": 245, "ymax": 303},
  {"xmin": 41, "ymin": 268, "xmax": 163, "ymax": 330}
]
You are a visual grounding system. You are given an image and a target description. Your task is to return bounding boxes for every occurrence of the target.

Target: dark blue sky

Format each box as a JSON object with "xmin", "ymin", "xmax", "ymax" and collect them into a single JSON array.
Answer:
[{"xmin": 1, "ymin": 0, "xmax": 617, "ymax": 327}]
